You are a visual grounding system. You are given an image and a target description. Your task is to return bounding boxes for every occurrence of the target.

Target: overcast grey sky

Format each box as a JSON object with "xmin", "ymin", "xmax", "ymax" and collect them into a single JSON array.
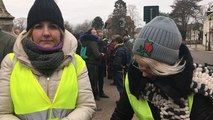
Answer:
[{"xmin": 3, "ymin": 0, "xmax": 213, "ymax": 27}]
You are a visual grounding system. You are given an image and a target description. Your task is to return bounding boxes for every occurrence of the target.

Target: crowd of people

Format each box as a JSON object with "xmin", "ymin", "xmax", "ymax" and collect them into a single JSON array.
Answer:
[
  {"xmin": 76, "ymin": 27, "xmax": 132, "ymax": 111},
  {"xmin": 0, "ymin": 0, "xmax": 213, "ymax": 120},
  {"xmin": 0, "ymin": 29, "xmax": 16, "ymax": 65}
]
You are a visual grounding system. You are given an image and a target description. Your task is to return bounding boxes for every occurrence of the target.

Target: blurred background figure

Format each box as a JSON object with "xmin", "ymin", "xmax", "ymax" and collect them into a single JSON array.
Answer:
[
  {"xmin": 79, "ymin": 28, "xmax": 104, "ymax": 102},
  {"xmin": 106, "ymin": 36, "xmax": 117, "ymax": 84},
  {"xmin": 123, "ymin": 34, "xmax": 133, "ymax": 58},
  {"xmin": 97, "ymin": 29, "xmax": 109, "ymax": 98},
  {"xmin": 111, "ymin": 35, "xmax": 130, "ymax": 103},
  {"xmin": 13, "ymin": 28, "xmax": 21, "ymax": 36},
  {"xmin": 0, "ymin": 28, "xmax": 15, "ymax": 66}
]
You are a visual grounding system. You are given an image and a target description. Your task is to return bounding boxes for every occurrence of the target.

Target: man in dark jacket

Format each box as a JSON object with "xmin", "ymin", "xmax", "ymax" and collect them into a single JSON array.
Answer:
[
  {"xmin": 112, "ymin": 35, "xmax": 130, "ymax": 101},
  {"xmin": 0, "ymin": 28, "xmax": 16, "ymax": 65}
]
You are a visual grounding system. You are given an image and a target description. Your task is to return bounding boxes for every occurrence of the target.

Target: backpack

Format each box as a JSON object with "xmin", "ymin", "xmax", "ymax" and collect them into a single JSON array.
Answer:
[{"xmin": 79, "ymin": 46, "xmax": 88, "ymax": 59}]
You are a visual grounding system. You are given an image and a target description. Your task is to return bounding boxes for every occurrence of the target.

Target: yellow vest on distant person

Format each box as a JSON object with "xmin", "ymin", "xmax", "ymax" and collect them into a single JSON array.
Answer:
[
  {"xmin": 9, "ymin": 53, "xmax": 85, "ymax": 120},
  {"xmin": 125, "ymin": 74, "xmax": 194, "ymax": 120}
]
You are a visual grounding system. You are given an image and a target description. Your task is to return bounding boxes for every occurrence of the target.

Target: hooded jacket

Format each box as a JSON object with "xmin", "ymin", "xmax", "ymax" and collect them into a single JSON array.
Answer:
[{"xmin": 0, "ymin": 30, "xmax": 96, "ymax": 120}]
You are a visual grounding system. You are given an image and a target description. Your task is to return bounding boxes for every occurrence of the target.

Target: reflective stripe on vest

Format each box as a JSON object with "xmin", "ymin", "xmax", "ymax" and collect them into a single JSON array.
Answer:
[
  {"xmin": 9, "ymin": 53, "xmax": 85, "ymax": 120},
  {"xmin": 125, "ymin": 74, "xmax": 194, "ymax": 120}
]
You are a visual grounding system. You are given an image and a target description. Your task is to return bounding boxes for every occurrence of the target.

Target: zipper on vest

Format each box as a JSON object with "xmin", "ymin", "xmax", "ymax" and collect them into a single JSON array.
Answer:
[{"xmin": 47, "ymin": 77, "xmax": 50, "ymax": 96}]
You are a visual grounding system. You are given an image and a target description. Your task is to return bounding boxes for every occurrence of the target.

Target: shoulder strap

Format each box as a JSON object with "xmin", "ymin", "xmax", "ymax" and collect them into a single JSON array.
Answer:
[
  {"xmin": 72, "ymin": 55, "xmax": 76, "ymax": 69},
  {"xmin": 9, "ymin": 53, "xmax": 17, "ymax": 69},
  {"xmin": 188, "ymin": 93, "xmax": 194, "ymax": 113}
]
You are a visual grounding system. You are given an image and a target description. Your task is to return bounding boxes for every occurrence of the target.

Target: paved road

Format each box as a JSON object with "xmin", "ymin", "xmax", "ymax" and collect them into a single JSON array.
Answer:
[
  {"xmin": 92, "ymin": 78, "xmax": 137, "ymax": 120},
  {"xmin": 188, "ymin": 45, "xmax": 213, "ymax": 69},
  {"xmin": 188, "ymin": 45, "xmax": 213, "ymax": 64},
  {"xmin": 92, "ymin": 78, "xmax": 118, "ymax": 120},
  {"xmin": 92, "ymin": 44, "xmax": 213, "ymax": 120}
]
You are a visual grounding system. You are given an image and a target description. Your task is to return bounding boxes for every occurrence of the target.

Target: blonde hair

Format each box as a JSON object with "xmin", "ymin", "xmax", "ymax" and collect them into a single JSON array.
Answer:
[
  {"xmin": 134, "ymin": 54, "xmax": 186, "ymax": 76},
  {"xmin": 21, "ymin": 29, "xmax": 33, "ymax": 40}
]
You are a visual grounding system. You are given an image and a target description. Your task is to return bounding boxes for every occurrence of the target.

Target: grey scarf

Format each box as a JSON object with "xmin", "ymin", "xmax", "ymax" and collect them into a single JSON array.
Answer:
[{"xmin": 22, "ymin": 39, "xmax": 64, "ymax": 76}]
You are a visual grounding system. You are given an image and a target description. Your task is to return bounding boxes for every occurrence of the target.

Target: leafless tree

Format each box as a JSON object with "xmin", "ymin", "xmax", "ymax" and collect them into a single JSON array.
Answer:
[
  {"xmin": 73, "ymin": 20, "xmax": 92, "ymax": 34},
  {"xmin": 170, "ymin": 0, "xmax": 202, "ymax": 41},
  {"xmin": 64, "ymin": 20, "xmax": 73, "ymax": 33},
  {"xmin": 13, "ymin": 17, "xmax": 27, "ymax": 33},
  {"xmin": 127, "ymin": 4, "xmax": 142, "ymax": 27}
]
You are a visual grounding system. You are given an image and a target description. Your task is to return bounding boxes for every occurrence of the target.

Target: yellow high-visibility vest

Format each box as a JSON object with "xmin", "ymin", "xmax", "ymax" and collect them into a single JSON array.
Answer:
[
  {"xmin": 9, "ymin": 53, "xmax": 85, "ymax": 120},
  {"xmin": 125, "ymin": 74, "xmax": 194, "ymax": 120}
]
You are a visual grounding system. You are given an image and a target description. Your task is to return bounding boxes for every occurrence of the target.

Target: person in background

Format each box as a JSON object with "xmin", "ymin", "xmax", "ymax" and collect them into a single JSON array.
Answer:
[
  {"xmin": 14, "ymin": 28, "xmax": 22, "ymax": 36},
  {"xmin": 97, "ymin": 30, "xmax": 109, "ymax": 98},
  {"xmin": 123, "ymin": 34, "xmax": 132, "ymax": 51},
  {"xmin": 0, "ymin": 0, "xmax": 96, "ymax": 120},
  {"xmin": 111, "ymin": 16, "xmax": 213, "ymax": 120},
  {"xmin": 122, "ymin": 34, "xmax": 132, "ymax": 76},
  {"xmin": 88, "ymin": 28, "xmax": 97, "ymax": 35},
  {"xmin": 0, "ymin": 28, "xmax": 16, "ymax": 65},
  {"xmin": 111, "ymin": 35, "xmax": 130, "ymax": 103},
  {"xmin": 123, "ymin": 34, "xmax": 133, "ymax": 59},
  {"xmin": 106, "ymin": 37, "xmax": 117, "ymax": 83},
  {"xmin": 73, "ymin": 33, "xmax": 82, "ymax": 55},
  {"xmin": 79, "ymin": 28, "xmax": 104, "ymax": 101}
]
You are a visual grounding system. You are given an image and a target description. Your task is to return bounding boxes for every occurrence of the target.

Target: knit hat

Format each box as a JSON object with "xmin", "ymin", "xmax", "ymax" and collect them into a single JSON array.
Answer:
[
  {"xmin": 27, "ymin": 0, "xmax": 64, "ymax": 31},
  {"xmin": 132, "ymin": 16, "xmax": 182, "ymax": 65}
]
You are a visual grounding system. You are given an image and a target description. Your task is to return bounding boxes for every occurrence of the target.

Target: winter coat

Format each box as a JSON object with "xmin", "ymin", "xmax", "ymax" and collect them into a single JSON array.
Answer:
[
  {"xmin": 112, "ymin": 44, "xmax": 130, "ymax": 72},
  {"xmin": 97, "ymin": 39, "xmax": 107, "ymax": 65},
  {"xmin": 0, "ymin": 30, "xmax": 96, "ymax": 120},
  {"xmin": 0, "ymin": 29, "xmax": 15, "ymax": 64},
  {"xmin": 111, "ymin": 44, "xmax": 213, "ymax": 120},
  {"xmin": 106, "ymin": 41, "xmax": 116, "ymax": 66}
]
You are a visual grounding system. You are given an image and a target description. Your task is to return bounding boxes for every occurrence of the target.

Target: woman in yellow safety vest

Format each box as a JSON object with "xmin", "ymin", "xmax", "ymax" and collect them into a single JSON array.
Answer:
[
  {"xmin": 111, "ymin": 16, "xmax": 213, "ymax": 120},
  {"xmin": 0, "ymin": 0, "xmax": 96, "ymax": 120}
]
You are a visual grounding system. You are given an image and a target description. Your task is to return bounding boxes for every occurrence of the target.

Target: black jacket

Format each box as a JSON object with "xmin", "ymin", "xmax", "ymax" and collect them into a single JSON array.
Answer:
[{"xmin": 112, "ymin": 44, "xmax": 131, "ymax": 72}]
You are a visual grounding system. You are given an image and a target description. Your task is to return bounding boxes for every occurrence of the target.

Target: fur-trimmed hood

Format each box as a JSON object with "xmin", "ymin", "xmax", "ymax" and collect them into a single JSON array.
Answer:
[{"xmin": 80, "ymin": 34, "xmax": 99, "ymax": 42}]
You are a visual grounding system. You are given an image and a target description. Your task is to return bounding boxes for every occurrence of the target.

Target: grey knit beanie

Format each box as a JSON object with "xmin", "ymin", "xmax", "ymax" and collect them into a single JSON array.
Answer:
[{"xmin": 132, "ymin": 16, "xmax": 182, "ymax": 65}]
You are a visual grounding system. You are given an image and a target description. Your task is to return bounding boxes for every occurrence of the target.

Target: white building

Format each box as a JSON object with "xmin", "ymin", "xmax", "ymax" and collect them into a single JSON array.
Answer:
[{"xmin": 203, "ymin": 12, "xmax": 213, "ymax": 50}]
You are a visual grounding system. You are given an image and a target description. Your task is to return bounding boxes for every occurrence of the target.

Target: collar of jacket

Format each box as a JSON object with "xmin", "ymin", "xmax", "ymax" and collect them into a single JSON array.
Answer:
[{"xmin": 114, "ymin": 43, "xmax": 124, "ymax": 48}]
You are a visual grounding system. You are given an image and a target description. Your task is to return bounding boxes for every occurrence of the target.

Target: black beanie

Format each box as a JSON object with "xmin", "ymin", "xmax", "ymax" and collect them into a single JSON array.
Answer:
[{"xmin": 27, "ymin": 0, "xmax": 65, "ymax": 31}]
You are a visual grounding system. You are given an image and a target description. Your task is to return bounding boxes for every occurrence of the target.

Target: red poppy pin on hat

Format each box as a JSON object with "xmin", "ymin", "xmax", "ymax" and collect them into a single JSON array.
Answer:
[
  {"xmin": 132, "ymin": 16, "xmax": 182, "ymax": 65},
  {"xmin": 137, "ymin": 39, "xmax": 153, "ymax": 57}
]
